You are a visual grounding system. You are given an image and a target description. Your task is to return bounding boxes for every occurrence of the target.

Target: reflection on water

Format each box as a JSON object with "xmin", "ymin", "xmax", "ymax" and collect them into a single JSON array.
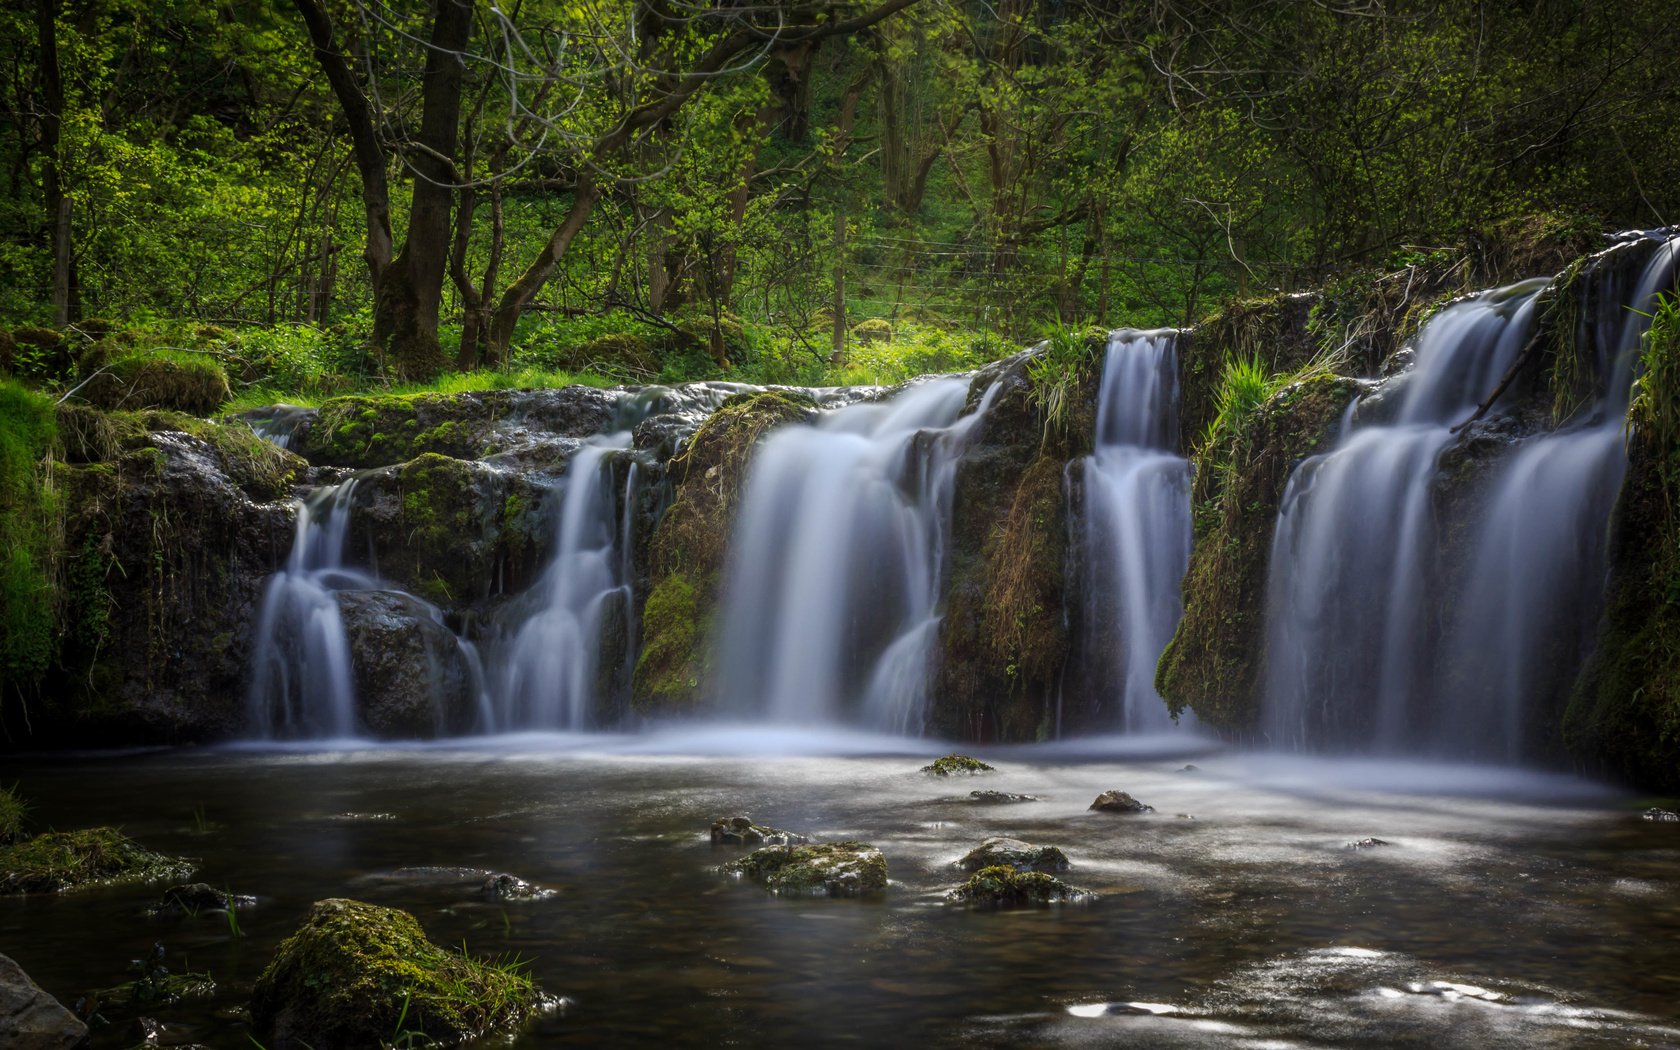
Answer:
[{"xmin": 3, "ymin": 743, "xmax": 1677, "ymax": 1048}]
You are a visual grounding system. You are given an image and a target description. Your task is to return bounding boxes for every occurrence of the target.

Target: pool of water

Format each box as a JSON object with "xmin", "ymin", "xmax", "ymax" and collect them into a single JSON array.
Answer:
[{"xmin": 5, "ymin": 731, "xmax": 1679, "ymax": 1048}]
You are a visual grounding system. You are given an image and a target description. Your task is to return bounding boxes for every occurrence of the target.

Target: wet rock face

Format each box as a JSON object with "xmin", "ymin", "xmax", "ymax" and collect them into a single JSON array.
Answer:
[
  {"xmin": 968, "ymin": 790, "xmax": 1040, "ymax": 804},
  {"xmin": 1089, "ymin": 790, "xmax": 1155, "ymax": 814},
  {"xmin": 336, "ymin": 590, "xmax": 478, "ymax": 738},
  {"xmin": 954, "ymin": 837, "xmax": 1069, "ymax": 873},
  {"xmin": 0, "ymin": 952, "xmax": 88, "ymax": 1050},
  {"xmin": 709, "ymin": 816, "xmax": 809, "ymax": 846},
  {"xmin": 946, "ymin": 865, "xmax": 1094, "ymax": 906},
  {"xmin": 724, "ymin": 842, "xmax": 888, "ymax": 896},
  {"xmin": 250, "ymin": 898, "xmax": 541, "ymax": 1050}
]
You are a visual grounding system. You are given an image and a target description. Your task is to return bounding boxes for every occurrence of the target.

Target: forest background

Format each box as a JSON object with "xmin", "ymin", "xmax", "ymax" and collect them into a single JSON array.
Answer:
[{"xmin": 2, "ymin": 0, "xmax": 1678, "ymax": 401}]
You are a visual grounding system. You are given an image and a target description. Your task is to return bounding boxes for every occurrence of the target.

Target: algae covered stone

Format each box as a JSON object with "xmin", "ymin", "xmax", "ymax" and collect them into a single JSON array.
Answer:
[
  {"xmin": 0, "ymin": 827, "xmax": 194, "ymax": 894},
  {"xmin": 250, "ymin": 898, "xmax": 540, "ymax": 1050},
  {"xmin": 946, "ymin": 865, "xmax": 1095, "ymax": 906},
  {"xmin": 921, "ymin": 753, "xmax": 995, "ymax": 776},
  {"xmin": 954, "ymin": 837, "xmax": 1069, "ymax": 873},
  {"xmin": 725, "ymin": 842, "xmax": 887, "ymax": 896},
  {"xmin": 1089, "ymin": 790, "xmax": 1154, "ymax": 814}
]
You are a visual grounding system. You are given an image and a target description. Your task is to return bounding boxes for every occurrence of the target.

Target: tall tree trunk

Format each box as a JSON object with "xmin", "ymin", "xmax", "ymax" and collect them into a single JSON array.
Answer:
[
  {"xmin": 374, "ymin": 0, "xmax": 472, "ymax": 379},
  {"xmin": 487, "ymin": 177, "xmax": 600, "ymax": 355},
  {"xmin": 37, "ymin": 0, "xmax": 73, "ymax": 326}
]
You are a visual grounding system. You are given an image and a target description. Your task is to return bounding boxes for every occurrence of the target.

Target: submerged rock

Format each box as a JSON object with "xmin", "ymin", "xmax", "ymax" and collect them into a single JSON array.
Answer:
[
  {"xmin": 1346, "ymin": 838, "xmax": 1393, "ymax": 850},
  {"xmin": 148, "ymin": 883, "xmax": 255, "ymax": 915},
  {"xmin": 1642, "ymin": 808, "xmax": 1679, "ymax": 823},
  {"xmin": 922, "ymin": 754, "xmax": 995, "ymax": 776},
  {"xmin": 709, "ymin": 816, "xmax": 809, "ymax": 846},
  {"xmin": 946, "ymin": 865, "xmax": 1095, "ymax": 906},
  {"xmin": 249, "ymin": 898, "xmax": 542, "ymax": 1050},
  {"xmin": 0, "ymin": 828, "xmax": 194, "ymax": 894},
  {"xmin": 954, "ymin": 837, "xmax": 1069, "ymax": 873},
  {"xmin": 481, "ymin": 873, "xmax": 555, "ymax": 901},
  {"xmin": 97, "ymin": 944, "xmax": 215, "ymax": 1010},
  {"xmin": 1089, "ymin": 790, "xmax": 1154, "ymax": 814},
  {"xmin": 0, "ymin": 952, "xmax": 88, "ymax": 1050},
  {"xmin": 724, "ymin": 842, "xmax": 887, "ymax": 896},
  {"xmin": 967, "ymin": 790, "xmax": 1039, "ymax": 804}
]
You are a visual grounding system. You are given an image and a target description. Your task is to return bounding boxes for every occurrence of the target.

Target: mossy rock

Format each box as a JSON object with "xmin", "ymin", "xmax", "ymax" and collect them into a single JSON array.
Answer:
[
  {"xmin": 946, "ymin": 865, "xmax": 1094, "ymax": 906},
  {"xmin": 1089, "ymin": 790, "xmax": 1154, "ymax": 813},
  {"xmin": 634, "ymin": 389, "xmax": 818, "ymax": 713},
  {"xmin": 724, "ymin": 842, "xmax": 887, "ymax": 896},
  {"xmin": 921, "ymin": 753, "xmax": 995, "ymax": 776},
  {"xmin": 1157, "ymin": 372, "xmax": 1363, "ymax": 730},
  {"xmin": 54, "ymin": 405, "xmax": 303, "ymax": 502},
  {"xmin": 83, "ymin": 351, "xmax": 231, "ymax": 415},
  {"xmin": 249, "ymin": 898, "xmax": 541, "ymax": 1050},
  {"xmin": 0, "ymin": 828, "xmax": 195, "ymax": 894},
  {"xmin": 852, "ymin": 317, "xmax": 894, "ymax": 343},
  {"xmin": 573, "ymin": 331, "xmax": 658, "ymax": 375},
  {"xmin": 954, "ymin": 837, "xmax": 1068, "ymax": 873}
]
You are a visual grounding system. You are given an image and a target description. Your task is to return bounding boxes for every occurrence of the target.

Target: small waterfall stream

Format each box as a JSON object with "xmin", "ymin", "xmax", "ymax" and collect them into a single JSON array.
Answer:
[
  {"xmin": 1081, "ymin": 330, "xmax": 1193, "ymax": 731},
  {"xmin": 490, "ymin": 435, "xmax": 634, "ymax": 731},
  {"xmin": 247, "ymin": 481, "xmax": 372, "ymax": 738},
  {"xmin": 716, "ymin": 378, "xmax": 992, "ymax": 732}
]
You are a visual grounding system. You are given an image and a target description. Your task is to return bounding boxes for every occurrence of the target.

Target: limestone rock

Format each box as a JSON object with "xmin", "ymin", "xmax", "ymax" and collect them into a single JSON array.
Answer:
[{"xmin": 0, "ymin": 953, "xmax": 87, "ymax": 1050}]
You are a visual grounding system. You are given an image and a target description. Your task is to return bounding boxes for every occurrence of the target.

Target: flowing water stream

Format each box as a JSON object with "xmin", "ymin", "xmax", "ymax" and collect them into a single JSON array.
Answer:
[{"xmin": 5, "ymin": 743, "xmax": 1677, "ymax": 1049}]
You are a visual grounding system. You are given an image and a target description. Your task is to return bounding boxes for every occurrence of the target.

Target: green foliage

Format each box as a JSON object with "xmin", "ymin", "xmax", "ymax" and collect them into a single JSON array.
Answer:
[
  {"xmin": 1026, "ymin": 326, "xmax": 1100, "ymax": 446},
  {"xmin": 0, "ymin": 784, "xmax": 26, "ymax": 844},
  {"xmin": 85, "ymin": 348, "xmax": 231, "ymax": 414},
  {"xmin": 1201, "ymin": 355, "xmax": 1274, "ymax": 449},
  {"xmin": 0, "ymin": 381, "xmax": 60, "ymax": 690},
  {"xmin": 0, "ymin": 826, "xmax": 195, "ymax": 894}
]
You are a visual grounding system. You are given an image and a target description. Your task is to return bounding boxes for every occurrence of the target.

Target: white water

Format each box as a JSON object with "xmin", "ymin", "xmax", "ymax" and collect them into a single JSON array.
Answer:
[
  {"xmin": 1263, "ymin": 280, "xmax": 1549, "ymax": 751},
  {"xmin": 489, "ymin": 434, "xmax": 633, "ymax": 731},
  {"xmin": 247, "ymin": 481, "xmax": 372, "ymax": 738},
  {"xmin": 1082, "ymin": 330, "xmax": 1193, "ymax": 731},
  {"xmin": 1440, "ymin": 235, "xmax": 1679, "ymax": 757},
  {"xmin": 716, "ymin": 378, "xmax": 993, "ymax": 732}
]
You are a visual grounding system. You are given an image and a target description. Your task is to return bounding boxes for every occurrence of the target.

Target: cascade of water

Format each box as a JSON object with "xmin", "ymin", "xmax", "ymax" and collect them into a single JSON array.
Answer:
[
  {"xmin": 248, "ymin": 481, "xmax": 373, "ymax": 738},
  {"xmin": 490, "ymin": 434, "xmax": 633, "ymax": 730},
  {"xmin": 1262, "ymin": 280, "xmax": 1550, "ymax": 752},
  {"xmin": 1081, "ymin": 330, "xmax": 1194, "ymax": 731},
  {"xmin": 717, "ymin": 378, "xmax": 992, "ymax": 732},
  {"xmin": 1440, "ymin": 235, "xmax": 1679, "ymax": 758}
]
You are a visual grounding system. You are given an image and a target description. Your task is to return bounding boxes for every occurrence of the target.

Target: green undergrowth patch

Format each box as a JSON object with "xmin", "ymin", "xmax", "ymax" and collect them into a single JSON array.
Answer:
[
  {"xmin": 0, "ymin": 784, "xmax": 26, "ymax": 843},
  {"xmin": 84, "ymin": 348, "xmax": 231, "ymax": 415},
  {"xmin": 0, "ymin": 826, "xmax": 195, "ymax": 894},
  {"xmin": 0, "ymin": 380, "xmax": 61, "ymax": 691}
]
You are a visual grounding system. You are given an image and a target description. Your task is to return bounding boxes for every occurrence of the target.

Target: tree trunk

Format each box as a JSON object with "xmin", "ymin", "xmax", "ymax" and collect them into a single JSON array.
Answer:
[
  {"xmin": 487, "ymin": 177, "xmax": 600, "ymax": 356},
  {"xmin": 37, "ymin": 0, "xmax": 73, "ymax": 326},
  {"xmin": 373, "ymin": 0, "xmax": 472, "ymax": 380}
]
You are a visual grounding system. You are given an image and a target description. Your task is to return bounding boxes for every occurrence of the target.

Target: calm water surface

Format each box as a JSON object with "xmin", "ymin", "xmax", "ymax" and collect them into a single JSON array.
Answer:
[{"xmin": 5, "ymin": 729, "xmax": 1679, "ymax": 1048}]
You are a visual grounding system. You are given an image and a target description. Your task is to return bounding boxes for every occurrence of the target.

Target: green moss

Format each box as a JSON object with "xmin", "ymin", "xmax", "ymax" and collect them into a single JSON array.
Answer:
[
  {"xmin": 250, "ymin": 898, "xmax": 539, "ymax": 1050},
  {"xmin": 946, "ymin": 865, "xmax": 1092, "ymax": 906},
  {"xmin": 921, "ymin": 753, "xmax": 995, "ymax": 776},
  {"xmin": 1565, "ymin": 293, "xmax": 1680, "ymax": 790},
  {"xmin": 0, "ymin": 827, "xmax": 195, "ymax": 894},
  {"xmin": 724, "ymin": 842, "xmax": 888, "ymax": 896},
  {"xmin": 1158, "ymin": 372, "xmax": 1362, "ymax": 729},
  {"xmin": 0, "ymin": 785, "xmax": 26, "ymax": 844},
  {"xmin": 396, "ymin": 453, "xmax": 484, "ymax": 603},
  {"xmin": 0, "ymin": 380, "xmax": 61, "ymax": 690},
  {"xmin": 634, "ymin": 573, "xmax": 700, "ymax": 712},
  {"xmin": 84, "ymin": 349, "xmax": 231, "ymax": 415},
  {"xmin": 634, "ymin": 390, "xmax": 817, "ymax": 712}
]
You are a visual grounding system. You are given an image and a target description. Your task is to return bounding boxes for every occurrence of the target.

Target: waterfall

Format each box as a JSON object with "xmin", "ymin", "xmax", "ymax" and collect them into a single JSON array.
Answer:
[
  {"xmin": 1081, "ymin": 330, "xmax": 1193, "ymax": 731},
  {"xmin": 489, "ymin": 434, "xmax": 633, "ymax": 730},
  {"xmin": 716, "ymin": 378, "xmax": 991, "ymax": 732},
  {"xmin": 1262, "ymin": 280, "xmax": 1549, "ymax": 752},
  {"xmin": 1439, "ymin": 235, "xmax": 1679, "ymax": 758},
  {"xmin": 248, "ymin": 481, "xmax": 372, "ymax": 739}
]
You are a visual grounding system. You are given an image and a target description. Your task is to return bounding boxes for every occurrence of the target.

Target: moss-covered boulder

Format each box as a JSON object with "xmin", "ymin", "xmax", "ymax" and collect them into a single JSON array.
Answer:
[
  {"xmin": 249, "ymin": 898, "xmax": 541, "ymax": 1050},
  {"xmin": 954, "ymin": 837, "xmax": 1069, "ymax": 873},
  {"xmin": 921, "ymin": 753, "xmax": 994, "ymax": 776},
  {"xmin": 0, "ymin": 827, "xmax": 194, "ymax": 894},
  {"xmin": 724, "ymin": 842, "xmax": 888, "ymax": 896},
  {"xmin": 946, "ymin": 865, "xmax": 1094, "ymax": 906},
  {"xmin": 931, "ymin": 339, "xmax": 1104, "ymax": 741},
  {"xmin": 710, "ymin": 816, "xmax": 808, "ymax": 846},
  {"xmin": 1156, "ymin": 373, "xmax": 1363, "ymax": 730},
  {"xmin": 1089, "ymin": 790, "xmax": 1154, "ymax": 814},
  {"xmin": 83, "ymin": 350, "xmax": 231, "ymax": 415},
  {"xmin": 633, "ymin": 389, "xmax": 817, "ymax": 713}
]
